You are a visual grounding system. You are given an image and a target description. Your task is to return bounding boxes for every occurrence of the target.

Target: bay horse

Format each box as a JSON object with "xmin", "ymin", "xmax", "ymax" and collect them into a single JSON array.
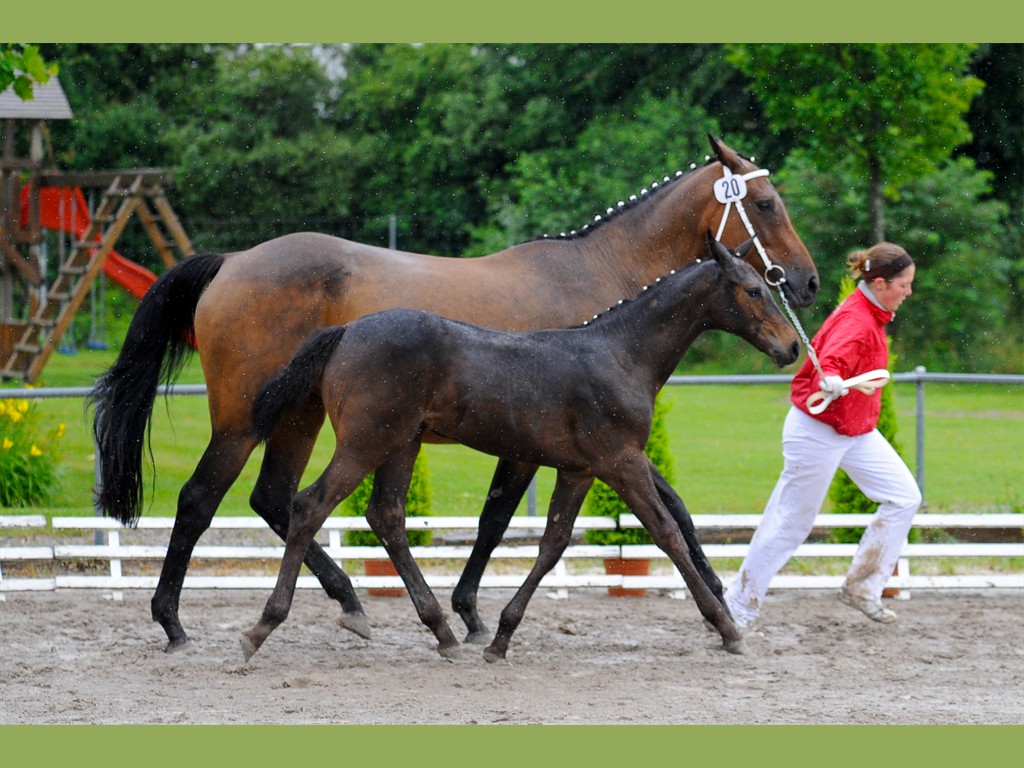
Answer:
[
  {"xmin": 90, "ymin": 136, "xmax": 818, "ymax": 653},
  {"xmin": 242, "ymin": 233, "xmax": 800, "ymax": 662}
]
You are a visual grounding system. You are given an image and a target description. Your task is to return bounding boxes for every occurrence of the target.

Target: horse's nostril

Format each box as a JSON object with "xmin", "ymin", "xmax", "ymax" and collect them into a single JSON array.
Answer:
[
  {"xmin": 790, "ymin": 340, "xmax": 800, "ymax": 360},
  {"xmin": 808, "ymin": 275, "xmax": 820, "ymax": 297}
]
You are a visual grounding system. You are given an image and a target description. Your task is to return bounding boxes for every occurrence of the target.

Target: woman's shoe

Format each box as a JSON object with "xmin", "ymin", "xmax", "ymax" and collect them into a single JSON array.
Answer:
[{"xmin": 838, "ymin": 588, "xmax": 896, "ymax": 623}]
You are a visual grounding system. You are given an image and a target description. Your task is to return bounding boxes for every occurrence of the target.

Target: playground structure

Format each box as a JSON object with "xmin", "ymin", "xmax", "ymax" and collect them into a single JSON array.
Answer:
[{"xmin": 1, "ymin": 77, "xmax": 194, "ymax": 382}]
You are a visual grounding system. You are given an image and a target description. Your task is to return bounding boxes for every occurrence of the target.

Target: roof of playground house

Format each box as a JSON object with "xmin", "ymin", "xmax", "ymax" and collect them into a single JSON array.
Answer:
[{"xmin": 0, "ymin": 77, "xmax": 73, "ymax": 120}]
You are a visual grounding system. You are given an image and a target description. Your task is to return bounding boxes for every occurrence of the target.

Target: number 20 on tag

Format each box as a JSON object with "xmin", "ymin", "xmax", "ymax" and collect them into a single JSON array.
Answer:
[{"xmin": 714, "ymin": 175, "xmax": 747, "ymax": 204}]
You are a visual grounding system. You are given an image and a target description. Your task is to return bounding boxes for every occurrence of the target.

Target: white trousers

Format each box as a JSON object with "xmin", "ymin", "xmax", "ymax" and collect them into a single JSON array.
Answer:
[{"xmin": 725, "ymin": 406, "xmax": 922, "ymax": 626}]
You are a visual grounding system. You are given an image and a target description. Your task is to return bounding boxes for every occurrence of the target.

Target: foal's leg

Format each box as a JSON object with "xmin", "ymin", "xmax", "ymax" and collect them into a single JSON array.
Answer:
[
  {"xmin": 484, "ymin": 471, "xmax": 593, "ymax": 663},
  {"xmin": 648, "ymin": 461, "xmax": 731, "ymax": 616},
  {"xmin": 453, "ymin": 459, "xmax": 539, "ymax": 643},
  {"xmin": 369, "ymin": 446, "xmax": 463, "ymax": 659},
  {"xmin": 151, "ymin": 432, "xmax": 256, "ymax": 652},
  {"xmin": 604, "ymin": 454, "xmax": 746, "ymax": 655},
  {"xmin": 241, "ymin": 459, "xmax": 367, "ymax": 662},
  {"xmin": 250, "ymin": 408, "xmax": 370, "ymax": 640}
]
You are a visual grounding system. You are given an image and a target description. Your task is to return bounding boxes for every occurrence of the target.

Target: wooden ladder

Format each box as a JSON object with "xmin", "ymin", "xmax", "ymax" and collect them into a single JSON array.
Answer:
[{"xmin": 1, "ymin": 174, "xmax": 192, "ymax": 382}]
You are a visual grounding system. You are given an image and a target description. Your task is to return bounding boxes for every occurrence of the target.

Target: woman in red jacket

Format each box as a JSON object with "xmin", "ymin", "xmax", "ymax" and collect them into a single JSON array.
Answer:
[{"xmin": 725, "ymin": 242, "xmax": 921, "ymax": 631}]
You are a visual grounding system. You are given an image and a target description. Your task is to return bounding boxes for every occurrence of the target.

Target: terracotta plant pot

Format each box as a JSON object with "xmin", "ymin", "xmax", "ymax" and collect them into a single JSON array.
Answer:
[
  {"xmin": 603, "ymin": 557, "xmax": 650, "ymax": 597},
  {"xmin": 365, "ymin": 558, "xmax": 405, "ymax": 597},
  {"xmin": 882, "ymin": 564, "xmax": 901, "ymax": 599}
]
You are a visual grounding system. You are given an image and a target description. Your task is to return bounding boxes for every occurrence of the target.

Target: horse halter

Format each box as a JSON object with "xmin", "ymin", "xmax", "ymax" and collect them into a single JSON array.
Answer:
[
  {"xmin": 712, "ymin": 164, "xmax": 827, "ymax": 386},
  {"xmin": 712, "ymin": 165, "xmax": 786, "ymax": 288}
]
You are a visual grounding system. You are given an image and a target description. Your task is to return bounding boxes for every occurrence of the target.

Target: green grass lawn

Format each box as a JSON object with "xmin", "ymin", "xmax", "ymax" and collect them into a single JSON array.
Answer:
[{"xmin": 3, "ymin": 346, "xmax": 1022, "ymax": 519}]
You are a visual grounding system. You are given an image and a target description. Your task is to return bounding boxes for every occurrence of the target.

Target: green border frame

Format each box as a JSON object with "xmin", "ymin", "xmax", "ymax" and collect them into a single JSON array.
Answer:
[
  {"xmin": 3, "ymin": 4, "xmax": 1021, "ymax": 763},
  {"xmin": 6, "ymin": 0, "xmax": 1024, "ymax": 42}
]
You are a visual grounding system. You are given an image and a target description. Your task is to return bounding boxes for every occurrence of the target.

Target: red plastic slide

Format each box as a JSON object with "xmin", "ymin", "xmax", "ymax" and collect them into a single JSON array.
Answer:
[{"xmin": 19, "ymin": 185, "xmax": 157, "ymax": 299}]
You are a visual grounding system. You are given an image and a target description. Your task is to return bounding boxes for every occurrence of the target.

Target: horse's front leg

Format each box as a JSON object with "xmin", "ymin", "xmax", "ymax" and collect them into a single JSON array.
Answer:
[
  {"xmin": 152, "ymin": 433, "xmax": 255, "ymax": 652},
  {"xmin": 453, "ymin": 459, "xmax": 539, "ymax": 644},
  {"xmin": 484, "ymin": 471, "xmax": 592, "ymax": 663},
  {"xmin": 251, "ymin": 408, "xmax": 370, "ymax": 640},
  {"xmin": 604, "ymin": 453, "xmax": 747, "ymax": 655},
  {"xmin": 648, "ymin": 461, "xmax": 730, "ymax": 616}
]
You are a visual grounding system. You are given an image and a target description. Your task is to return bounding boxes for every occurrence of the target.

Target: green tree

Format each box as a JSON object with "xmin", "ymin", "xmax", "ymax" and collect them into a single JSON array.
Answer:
[
  {"xmin": 728, "ymin": 44, "xmax": 983, "ymax": 243},
  {"xmin": 168, "ymin": 45, "xmax": 358, "ymax": 252},
  {"xmin": 0, "ymin": 44, "xmax": 56, "ymax": 98}
]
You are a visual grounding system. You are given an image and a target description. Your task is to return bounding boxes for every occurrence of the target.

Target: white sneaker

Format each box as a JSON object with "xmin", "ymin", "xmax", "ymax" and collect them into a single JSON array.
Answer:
[{"xmin": 838, "ymin": 589, "xmax": 896, "ymax": 623}]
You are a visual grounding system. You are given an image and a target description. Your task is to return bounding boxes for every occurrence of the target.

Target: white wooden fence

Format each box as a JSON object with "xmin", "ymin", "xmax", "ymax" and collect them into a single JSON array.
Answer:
[{"xmin": 2, "ymin": 512, "xmax": 1020, "ymax": 596}]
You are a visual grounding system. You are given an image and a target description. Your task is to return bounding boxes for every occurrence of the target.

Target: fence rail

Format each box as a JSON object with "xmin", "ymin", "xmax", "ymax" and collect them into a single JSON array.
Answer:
[
  {"xmin": 2, "ymin": 372, "xmax": 1021, "ymax": 596},
  {"xmin": 2, "ymin": 513, "xmax": 1020, "ymax": 595}
]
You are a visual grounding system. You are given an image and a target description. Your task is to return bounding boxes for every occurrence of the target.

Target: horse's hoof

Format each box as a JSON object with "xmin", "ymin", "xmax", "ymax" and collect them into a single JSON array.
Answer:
[
  {"xmin": 337, "ymin": 611, "xmax": 372, "ymax": 641},
  {"xmin": 163, "ymin": 636, "xmax": 192, "ymax": 654},
  {"xmin": 482, "ymin": 646, "xmax": 506, "ymax": 664},
  {"xmin": 463, "ymin": 629, "xmax": 491, "ymax": 646},
  {"xmin": 723, "ymin": 638, "xmax": 749, "ymax": 655},
  {"xmin": 438, "ymin": 643, "xmax": 465, "ymax": 661},
  {"xmin": 239, "ymin": 634, "xmax": 259, "ymax": 663}
]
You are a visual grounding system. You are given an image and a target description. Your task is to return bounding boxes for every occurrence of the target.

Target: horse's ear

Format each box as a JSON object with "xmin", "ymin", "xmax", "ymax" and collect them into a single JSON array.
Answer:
[
  {"xmin": 735, "ymin": 238, "xmax": 755, "ymax": 259},
  {"xmin": 705, "ymin": 230, "xmax": 731, "ymax": 266},
  {"xmin": 709, "ymin": 135, "xmax": 738, "ymax": 172}
]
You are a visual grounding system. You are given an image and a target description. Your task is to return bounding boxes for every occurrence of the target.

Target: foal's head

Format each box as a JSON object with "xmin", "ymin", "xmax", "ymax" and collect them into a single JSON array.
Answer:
[{"xmin": 704, "ymin": 232, "xmax": 800, "ymax": 368}]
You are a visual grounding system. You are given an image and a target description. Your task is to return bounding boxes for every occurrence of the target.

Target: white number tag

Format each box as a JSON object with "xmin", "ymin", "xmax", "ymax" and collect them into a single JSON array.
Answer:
[{"xmin": 714, "ymin": 175, "xmax": 747, "ymax": 204}]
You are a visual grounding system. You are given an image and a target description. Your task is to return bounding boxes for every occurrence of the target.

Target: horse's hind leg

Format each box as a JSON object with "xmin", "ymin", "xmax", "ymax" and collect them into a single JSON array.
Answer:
[
  {"xmin": 453, "ymin": 459, "xmax": 539, "ymax": 644},
  {"xmin": 484, "ymin": 471, "xmax": 592, "ymax": 663},
  {"xmin": 241, "ymin": 458, "xmax": 367, "ymax": 661},
  {"xmin": 648, "ymin": 462, "xmax": 730, "ymax": 615},
  {"xmin": 370, "ymin": 446, "xmax": 462, "ymax": 660},
  {"xmin": 152, "ymin": 433, "xmax": 255, "ymax": 652},
  {"xmin": 251, "ymin": 411, "xmax": 370, "ymax": 640}
]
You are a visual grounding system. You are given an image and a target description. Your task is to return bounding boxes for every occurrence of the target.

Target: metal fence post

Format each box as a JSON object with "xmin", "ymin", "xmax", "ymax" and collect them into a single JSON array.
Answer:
[{"xmin": 915, "ymin": 365, "xmax": 926, "ymax": 501}]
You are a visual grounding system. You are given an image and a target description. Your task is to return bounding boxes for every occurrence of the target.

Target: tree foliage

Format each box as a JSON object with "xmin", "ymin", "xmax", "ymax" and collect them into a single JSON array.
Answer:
[
  {"xmin": 0, "ymin": 44, "xmax": 57, "ymax": 98},
  {"xmin": 727, "ymin": 44, "xmax": 983, "ymax": 242}
]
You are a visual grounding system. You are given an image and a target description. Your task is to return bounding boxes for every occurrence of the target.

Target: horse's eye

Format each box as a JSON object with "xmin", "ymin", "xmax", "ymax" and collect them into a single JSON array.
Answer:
[
  {"xmin": 754, "ymin": 199, "xmax": 774, "ymax": 213},
  {"xmin": 747, "ymin": 288, "xmax": 762, "ymax": 299}
]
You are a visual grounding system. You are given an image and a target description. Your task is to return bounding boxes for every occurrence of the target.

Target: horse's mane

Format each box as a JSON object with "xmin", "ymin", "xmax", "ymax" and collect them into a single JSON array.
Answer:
[
  {"xmin": 572, "ymin": 259, "xmax": 711, "ymax": 330},
  {"xmin": 531, "ymin": 156, "xmax": 718, "ymax": 244}
]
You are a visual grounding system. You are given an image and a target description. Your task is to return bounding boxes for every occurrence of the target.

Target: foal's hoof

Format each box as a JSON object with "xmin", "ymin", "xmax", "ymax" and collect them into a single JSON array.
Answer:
[
  {"xmin": 723, "ymin": 638, "xmax": 749, "ymax": 655},
  {"xmin": 337, "ymin": 611, "xmax": 372, "ymax": 641},
  {"xmin": 463, "ymin": 629, "xmax": 491, "ymax": 646},
  {"xmin": 239, "ymin": 634, "xmax": 259, "ymax": 663},
  {"xmin": 163, "ymin": 636, "xmax": 193, "ymax": 654},
  {"xmin": 437, "ymin": 643, "xmax": 465, "ymax": 662},
  {"xmin": 482, "ymin": 646, "xmax": 507, "ymax": 664}
]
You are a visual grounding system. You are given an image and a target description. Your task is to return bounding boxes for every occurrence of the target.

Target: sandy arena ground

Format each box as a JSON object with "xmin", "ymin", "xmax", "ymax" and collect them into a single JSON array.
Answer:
[{"xmin": 1, "ymin": 585, "xmax": 1021, "ymax": 725}]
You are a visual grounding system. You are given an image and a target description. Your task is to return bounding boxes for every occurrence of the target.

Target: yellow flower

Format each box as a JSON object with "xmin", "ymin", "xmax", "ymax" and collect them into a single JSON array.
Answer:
[
  {"xmin": 55, "ymin": 422, "xmax": 66, "ymax": 439},
  {"xmin": 30, "ymin": 444, "xmax": 43, "ymax": 457},
  {"xmin": 7, "ymin": 409, "xmax": 21, "ymax": 423},
  {"xmin": 17, "ymin": 400, "xmax": 29, "ymax": 413},
  {"xmin": 2, "ymin": 437, "xmax": 12, "ymax": 450}
]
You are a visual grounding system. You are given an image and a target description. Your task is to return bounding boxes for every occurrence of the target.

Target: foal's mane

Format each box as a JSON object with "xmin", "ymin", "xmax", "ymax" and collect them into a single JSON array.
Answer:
[
  {"xmin": 573, "ymin": 259, "xmax": 711, "ymax": 330},
  {"xmin": 532, "ymin": 156, "xmax": 717, "ymax": 244}
]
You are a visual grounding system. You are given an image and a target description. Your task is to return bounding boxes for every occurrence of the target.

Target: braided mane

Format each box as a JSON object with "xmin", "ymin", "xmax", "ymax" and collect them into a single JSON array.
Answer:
[{"xmin": 532, "ymin": 156, "xmax": 717, "ymax": 243}]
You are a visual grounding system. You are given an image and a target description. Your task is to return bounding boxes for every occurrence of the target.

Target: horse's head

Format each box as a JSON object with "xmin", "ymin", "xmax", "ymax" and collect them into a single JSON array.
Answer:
[
  {"xmin": 705, "ymin": 231, "xmax": 800, "ymax": 368},
  {"xmin": 704, "ymin": 135, "xmax": 819, "ymax": 309}
]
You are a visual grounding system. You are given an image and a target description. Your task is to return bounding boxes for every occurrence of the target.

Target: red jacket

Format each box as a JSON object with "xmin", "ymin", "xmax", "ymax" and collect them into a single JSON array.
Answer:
[{"xmin": 790, "ymin": 287, "xmax": 893, "ymax": 436}]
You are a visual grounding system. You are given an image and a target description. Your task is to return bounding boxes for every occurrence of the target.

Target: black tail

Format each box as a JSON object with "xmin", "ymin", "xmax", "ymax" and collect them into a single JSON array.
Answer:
[
  {"xmin": 88, "ymin": 253, "xmax": 225, "ymax": 526},
  {"xmin": 252, "ymin": 326, "xmax": 348, "ymax": 442}
]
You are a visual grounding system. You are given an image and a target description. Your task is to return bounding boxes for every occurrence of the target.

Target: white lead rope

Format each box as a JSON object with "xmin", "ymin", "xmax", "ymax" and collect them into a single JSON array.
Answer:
[
  {"xmin": 805, "ymin": 369, "xmax": 892, "ymax": 414},
  {"xmin": 714, "ymin": 163, "xmax": 889, "ymax": 414}
]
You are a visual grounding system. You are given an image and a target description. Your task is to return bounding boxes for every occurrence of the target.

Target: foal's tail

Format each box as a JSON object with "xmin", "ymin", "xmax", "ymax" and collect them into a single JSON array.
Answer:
[
  {"xmin": 89, "ymin": 253, "xmax": 225, "ymax": 526},
  {"xmin": 252, "ymin": 326, "xmax": 348, "ymax": 443}
]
